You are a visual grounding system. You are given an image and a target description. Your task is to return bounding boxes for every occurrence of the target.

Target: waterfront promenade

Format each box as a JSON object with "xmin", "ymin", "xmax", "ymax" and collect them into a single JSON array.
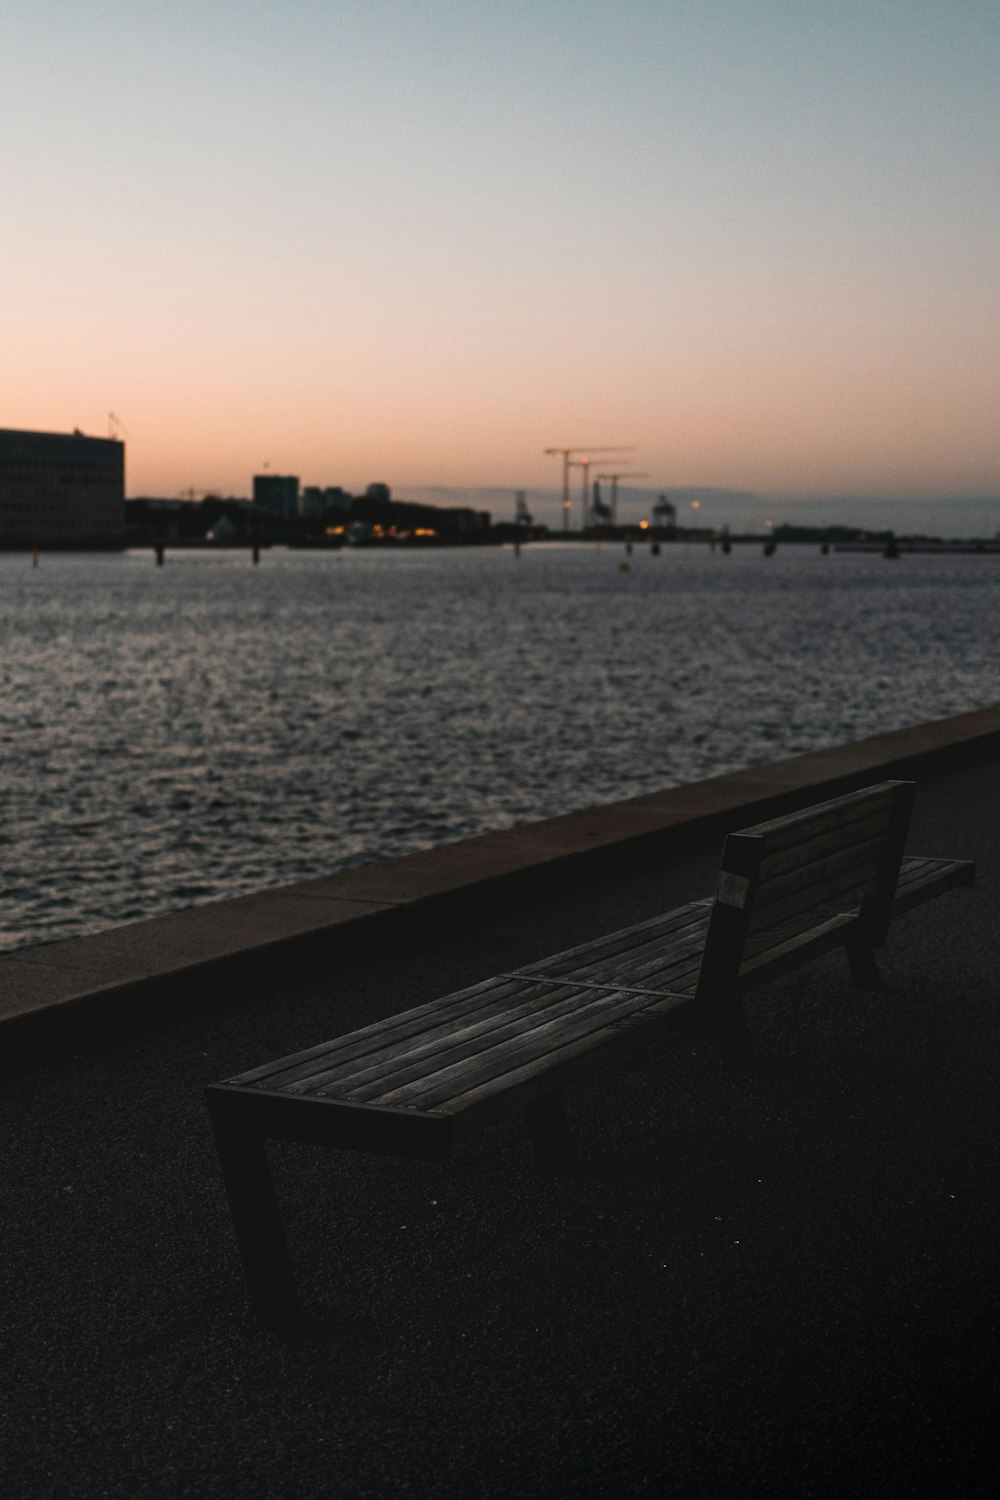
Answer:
[{"xmin": 2, "ymin": 712, "xmax": 998, "ymax": 1497}]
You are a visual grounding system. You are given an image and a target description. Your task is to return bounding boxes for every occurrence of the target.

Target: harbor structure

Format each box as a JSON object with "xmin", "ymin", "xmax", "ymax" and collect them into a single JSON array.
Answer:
[{"xmin": 0, "ymin": 426, "xmax": 125, "ymax": 550}]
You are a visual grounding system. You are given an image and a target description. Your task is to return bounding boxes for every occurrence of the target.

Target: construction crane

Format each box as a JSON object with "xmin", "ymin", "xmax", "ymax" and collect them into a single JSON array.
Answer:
[
  {"xmin": 567, "ymin": 458, "xmax": 605, "ymax": 529},
  {"xmin": 108, "ymin": 411, "xmax": 130, "ymax": 442},
  {"xmin": 544, "ymin": 446, "xmax": 634, "ymax": 532},
  {"xmin": 596, "ymin": 472, "xmax": 649, "ymax": 528}
]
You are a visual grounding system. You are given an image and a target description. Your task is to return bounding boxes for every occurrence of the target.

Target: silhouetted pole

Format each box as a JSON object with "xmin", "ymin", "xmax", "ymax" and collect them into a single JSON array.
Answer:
[
  {"xmin": 578, "ymin": 459, "xmax": 591, "ymax": 528},
  {"xmin": 568, "ymin": 460, "xmax": 597, "ymax": 529}
]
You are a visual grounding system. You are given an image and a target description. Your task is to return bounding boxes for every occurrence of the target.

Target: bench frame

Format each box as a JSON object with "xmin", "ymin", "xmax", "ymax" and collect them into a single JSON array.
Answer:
[{"xmin": 206, "ymin": 780, "xmax": 974, "ymax": 1330}]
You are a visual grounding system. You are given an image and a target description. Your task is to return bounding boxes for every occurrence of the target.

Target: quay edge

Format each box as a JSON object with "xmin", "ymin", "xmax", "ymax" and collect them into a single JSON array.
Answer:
[{"xmin": 2, "ymin": 702, "xmax": 999, "ymax": 1050}]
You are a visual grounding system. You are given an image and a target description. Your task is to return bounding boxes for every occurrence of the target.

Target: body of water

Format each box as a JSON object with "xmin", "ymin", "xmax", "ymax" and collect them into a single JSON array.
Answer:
[{"xmin": 2, "ymin": 542, "xmax": 996, "ymax": 951}]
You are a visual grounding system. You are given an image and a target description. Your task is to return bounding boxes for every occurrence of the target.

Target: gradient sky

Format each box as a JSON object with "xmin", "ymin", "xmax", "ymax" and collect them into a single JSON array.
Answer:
[{"xmin": 2, "ymin": 1, "xmax": 998, "ymax": 516}]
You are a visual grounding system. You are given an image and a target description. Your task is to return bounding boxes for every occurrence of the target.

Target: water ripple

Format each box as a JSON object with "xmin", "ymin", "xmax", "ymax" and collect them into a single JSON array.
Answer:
[{"xmin": 1, "ymin": 543, "xmax": 997, "ymax": 949}]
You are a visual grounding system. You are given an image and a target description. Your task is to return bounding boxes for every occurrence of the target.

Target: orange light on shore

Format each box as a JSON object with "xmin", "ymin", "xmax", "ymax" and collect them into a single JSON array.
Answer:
[{"xmin": 639, "ymin": 519, "xmax": 649, "ymax": 530}]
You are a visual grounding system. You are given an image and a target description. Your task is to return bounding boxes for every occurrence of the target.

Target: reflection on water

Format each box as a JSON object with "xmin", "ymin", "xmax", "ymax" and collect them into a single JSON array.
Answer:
[{"xmin": 1, "ymin": 543, "xmax": 996, "ymax": 949}]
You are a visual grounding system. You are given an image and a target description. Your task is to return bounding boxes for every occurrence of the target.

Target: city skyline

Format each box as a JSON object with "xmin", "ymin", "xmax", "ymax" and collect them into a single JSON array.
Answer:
[{"xmin": 3, "ymin": 3, "xmax": 998, "ymax": 515}]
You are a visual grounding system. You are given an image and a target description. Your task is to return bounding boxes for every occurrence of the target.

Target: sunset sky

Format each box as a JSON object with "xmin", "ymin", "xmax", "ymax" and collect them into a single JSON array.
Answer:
[{"xmin": 2, "ymin": 2, "xmax": 998, "ymax": 522}]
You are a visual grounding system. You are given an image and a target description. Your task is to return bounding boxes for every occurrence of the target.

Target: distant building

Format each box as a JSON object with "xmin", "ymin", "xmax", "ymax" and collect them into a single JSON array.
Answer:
[
  {"xmin": 0, "ymin": 427, "xmax": 125, "ymax": 550},
  {"xmin": 300, "ymin": 485, "xmax": 352, "ymax": 516},
  {"xmin": 253, "ymin": 474, "xmax": 299, "ymax": 519}
]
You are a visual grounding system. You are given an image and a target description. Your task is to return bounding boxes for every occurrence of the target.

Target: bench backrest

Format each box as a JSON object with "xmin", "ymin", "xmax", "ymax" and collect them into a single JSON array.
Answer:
[{"xmin": 695, "ymin": 780, "xmax": 915, "ymax": 1003}]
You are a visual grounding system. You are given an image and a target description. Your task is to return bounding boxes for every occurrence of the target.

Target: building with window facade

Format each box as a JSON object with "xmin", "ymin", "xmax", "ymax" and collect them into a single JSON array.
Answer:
[
  {"xmin": 253, "ymin": 473, "xmax": 300, "ymax": 520},
  {"xmin": 0, "ymin": 427, "xmax": 125, "ymax": 549}
]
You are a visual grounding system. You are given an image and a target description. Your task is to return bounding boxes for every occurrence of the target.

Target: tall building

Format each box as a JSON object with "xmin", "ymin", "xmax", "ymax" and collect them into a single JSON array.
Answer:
[
  {"xmin": 0, "ymin": 427, "xmax": 125, "ymax": 550},
  {"xmin": 253, "ymin": 474, "xmax": 299, "ymax": 519}
]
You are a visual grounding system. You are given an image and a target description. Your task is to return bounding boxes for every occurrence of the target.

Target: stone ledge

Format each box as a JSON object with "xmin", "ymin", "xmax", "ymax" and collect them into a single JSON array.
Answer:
[{"xmin": 3, "ymin": 703, "xmax": 998, "ymax": 1040}]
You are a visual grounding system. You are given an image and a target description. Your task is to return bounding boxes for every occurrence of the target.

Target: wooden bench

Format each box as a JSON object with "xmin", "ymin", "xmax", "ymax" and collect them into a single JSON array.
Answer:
[{"xmin": 206, "ymin": 780, "xmax": 973, "ymax": 1329}]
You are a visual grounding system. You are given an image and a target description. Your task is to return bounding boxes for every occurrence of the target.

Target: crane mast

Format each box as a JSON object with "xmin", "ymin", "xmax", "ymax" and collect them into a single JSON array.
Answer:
[{"xmin": 544, "ymin": 446, "xmax": 634, "ymax": 531}]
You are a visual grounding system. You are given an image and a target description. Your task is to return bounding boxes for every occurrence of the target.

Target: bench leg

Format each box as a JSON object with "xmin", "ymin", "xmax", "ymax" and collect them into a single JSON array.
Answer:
[
  {"xmin": 846, "ymin": 939, "xmax": 883, "ymax": 991},
  {"xmin": 209, "ymin": 1107, "xmax": 302, "ymax": 1332},
  {"xmin": 525, "ymin": 1092, "xmax": 577, "ymax": 1173}
]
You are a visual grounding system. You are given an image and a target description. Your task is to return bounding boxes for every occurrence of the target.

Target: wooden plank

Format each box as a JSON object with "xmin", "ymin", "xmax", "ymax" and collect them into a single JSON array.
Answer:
[
  {"xmin": 237, "ymin": 905, "xmax": 715, "ymax": 1094},
  {"xmin": 737, "ymin": 912, "xmax": 857, "ymax": 983},
  {"xmin": 337, "ymin": 979, "xmax": 693, "ymax": 1104},
  {"xmin": 431, "ymin": 996, "xmax": 699, "ymax": 1127},
  {"xmin": 891, "ymin": 856, "xmax": 974, "ymax": 914},
  {"xmin": 232, "ymin": 974, "xmax": 543, "ymax": 1089},
  {"xmin": 509, "ymin": 901, "xmax": 711, "ymax": 978},
  {"xmin": 535, "ymin": 952, "xmax": 707, "ymax": 1002},
  {"xmin": 739, "ymin": 781, "xmax": 905, "ymax": 849},
  {"xmin": 269, "ymin": 977, "xmax": 587, "ymax": 1097},
  {"xmin": 754, "ymin": 834, "xmax": 887, "ymax": 907},
  {"xmin": 746, "ymin": 861, "xmax": 883, "ymax": 934},
  {"xmin": 293, "ymin": 980, "xmax": 638, "ymax": 1100},
  {"xmin": 748, "ymin": 845, "xmax": 887, "ymax": 931},
  {"xmin": 521, "ymin": 915, "xmax": 711, "ymax": 992},
  {"xmin": 756, "ymin": 808, "xmax": 893, "ymax": 881},
  {"xmin": 370, "ymin": 984, "xmax": 693, "ymax": 1110}
]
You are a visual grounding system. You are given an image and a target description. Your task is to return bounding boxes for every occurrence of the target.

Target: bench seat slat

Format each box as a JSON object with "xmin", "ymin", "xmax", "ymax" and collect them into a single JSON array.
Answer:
[
  {"xmin": 507, "ymin": 903, "xmax": 712, "ymax": 977},
  {"xmin": 284, "ymin": 980, "xmax": 631, "ymax": 1100},
  {"xmin": 738, "ymin": 912, "xmax": 858, "ymax": 983},
  {"xmin": 428, "ymin": 995, "xmax": 699, "ymax": 1129},
  {"xmin": 334, "ymin": 983, "xmax": 693, "ymax": 1104},
  {"xmin": 372, "ymin": 984, "xmax": 695, "ymax": 1113},
  {"xmin": 275, "ymin": 942, "xmax": 709, "ymax": 1096},
  {"xmin": 230, "ymin": 975, "xmax": 545, "ymax": 1089},
  {"xmin": 523, "ymin": 922, "xmax": 711, "ymax": 991},
  {"xmin": 526, "ymin": 942, "xmax": 706, "ymax": 998},
  {"xmin": 505, "ymin": 900, "xmax": 711, "ymax": 978},
  {"xmin": 893, "ymin": 855, "xmax": 974, "ymax": 911}
]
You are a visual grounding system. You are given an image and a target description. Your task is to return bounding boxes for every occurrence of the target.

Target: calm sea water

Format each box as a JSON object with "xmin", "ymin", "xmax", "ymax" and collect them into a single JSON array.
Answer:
[{"xmin": 2, "ymin": 542, "xmax": 997, "ymax": 951}]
